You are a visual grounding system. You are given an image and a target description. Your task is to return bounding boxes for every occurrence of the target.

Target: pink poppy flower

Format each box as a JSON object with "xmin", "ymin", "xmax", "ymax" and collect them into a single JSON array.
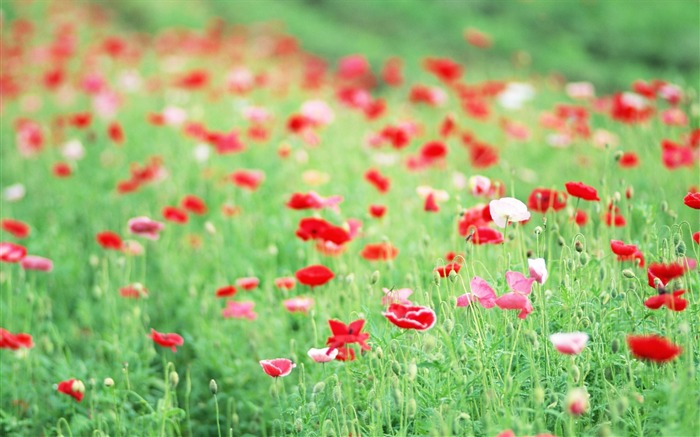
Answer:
[
  {"xmin": 489, "ymin": 197, "xmax": 531, "ymax": 228},
  {"xmin": 549, "ymin": 332, "xmax": 589, "ymax": 355},
  {"xmin": 20, "ymin": 255, "xmax": 53, "ymax": 272},
  {"xmin": 259, "ymin": 358, "xmax": 295, "ymax": 378},
  {"xmin": 1, "ymin": 242, "xmax": 27, "ymax": 263},
  {"xmin": 381, "ymin": 288, "xmax": 413, "ymax": 306},
  {"xmin": 307, "ymin": 347, "xmax": 338, "ymax": 363},
  {"xmin": 528, "ymin": 258, "xmax": 548, "ymax": 284},
  {"xmin": 457, "ymin": 276, "xmax": 497, "ymax": 309},
  {"xmin": 283, "ymin": 297, "xmax": 314, "ymax": 314},
  {"xmin": 383, "ymin": 304, "xmax": 436, "ymax": 331},
  {"xmin": 494, "ymin": 271, "xmax": 535, "ymax": 319},
  {"xmin": 128, "ymin": 216, "xmax": 164, "ymax": 240},
  {"xmin": 566, "ymin": 388, "xmax": 589, "ymax": 416},
  {"xmin": 222, "ymin": 301, "xmax": 257, "ymax": 320}
]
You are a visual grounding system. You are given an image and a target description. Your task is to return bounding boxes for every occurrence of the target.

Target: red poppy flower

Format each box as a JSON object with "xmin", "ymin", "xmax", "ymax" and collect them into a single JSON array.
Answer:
[
  {"xmin": 0, "ymin": 328, "xmax": 33, "ymax": 350},
  {"xmin": 333, "ymin": 346, "xmax": 356, "ymax": 361},
  {"xmin": 236, "ymin": 277, "xmax": 259, "ymax": 291},
  {"xmin": 610, "ymin": 240, "xmax": 645, "ymax": 267},
  {"xmin": 365, "ymin": 169, "xmax": 390, "ymax": 193},
  {"xmin": 424, "ymin": 193, "xmax": 440, "ymax": 212},
  {"xmin": 274, "ymin": 277, "xmax": 296, "ymax": 290},
  {"xmin": 464, "ymin": 27, "xmax": 492, "ymax": 49},
  {"xmin": 215, "ymin": 285, "xmax": 237, "ymax": 298},
  {"xmin": 295, "ymin": 218, "xmax": 350, "ymax": 245},
  {"xmin": 326, "ymin": 319, "xmax": 371, "ymax": 354},
  {"xmin": 53, "ymin": 162, "xmax": 72, "ymax": 178},
  {"xmin": 230, "ymin": 169, "xmax": 265, "ymax": 191},
  {"xmin": 174, "ymin": 69, "xmax": 209, "ymax": 90},
  {"xmin": 684, "ymin": 192, "xmax": 700, "ymax": 209},
  {"xmin": 259, "ymin": 358, "xmax": 295, "ymax": 378},
  {"xmin": 120, "ymin": 284, "xmax": 148, "ymax": 299},
  {"xmin": 369, "ymin": 204, "xmax": 387, "ymax": 218},
  {"xmin": 162, "ymin": 206, "xmax": 188, "ymax": 224},
  {"xmin": 295, "ymin": 264, "xmax": 334, "ymax": 287},
  {"xmin": 420, "ymin": 141, "xmax": 448, "ymax": 161},
  {"xmin": 381, "ymin": 57, "xmax": 403, "ymax": 87},
  {"xmin": 360, "ymin": 242, "xmax": 399, "ymax": 261},
  {"xmin": 434, "ymin": 262, "xmax": 461, "ymax": 277},
  {"xmin": 21, "ymin": 255, "xmax": 53, "ymax": 272},
  {"xmin": 96, "ymin": 231, "xmax": 122, "ymax": 250},
  {"xmin": 0, "ymin": 242, "xmax": 27, "ymax": 263},
  {"xmin": 644, "ymin": 290, "xmax": 687, "ymax": 312},
  {"xmin": 661, "ymin": 140, "xmax": 695, "ymax": 169},
  {"xmin": 57, "ymin": 379, "xmax": 85, "ymax": 402},
  {"xmin": 565, "ymin": 182, "xmax": 600, "ymax": 202},
  {"xmin": 1, "ymin": 219, "xmax": 30, "ymax": 239},
  {"xmin": 108, "ymin": 121, "xmax": 124, "ymax": 144},
  {"xmin": 181, "ymin": 195, "xmax": 208, "ymax": 215},
  {"xmin": 469, "ymin": 226, "xmax": 504, "ymax": 245},
  {"xmin": 423, "ymin": 57, "xmax": 463, "ymax": 83},
  {"xmin": 618, "ymin": 152, "xmax": 640, "ymax": 168},
  {"xmin": 573, "ymin": 210, "xmax": 588, "ymax": 226},
  {"xmin": 68, "ymin": 112, "xmax": 92, "ymax": 129},
  {"xmin": 626, "ymin": 335, "xmax": 682, "ymax": 363},
  {"xmin": 383, "ymin": 304, "xmax": 436, "ymax": 331},
  {"xmin": 693, "ymin": 232, "xmax": 700, "ymax": 245},
  {"xmin": 528, "ymin": 188, "xmax": 568, "ymax": 213},
  {"xmin": 149, "ymin": 329, "xmax": 184, "ymax": 352},
  {"xmin": 468, "ymin": 142, "xmax": 499, "ymax": 168},
  {"xmin": 457, "ymin": 204, "xmax": 491, "ymax": 236},
  {"xmin": 647, "ymin": 261, "xmax": 689, "ymax": 288}
]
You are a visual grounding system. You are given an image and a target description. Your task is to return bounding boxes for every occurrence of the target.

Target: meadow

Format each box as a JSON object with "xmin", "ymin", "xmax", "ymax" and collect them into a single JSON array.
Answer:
[{"xmin": 1, "ymin": 1, "xmax": 699, "ymax": 436}]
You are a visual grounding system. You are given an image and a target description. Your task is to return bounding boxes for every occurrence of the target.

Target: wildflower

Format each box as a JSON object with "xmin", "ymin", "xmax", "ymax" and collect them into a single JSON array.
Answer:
[
  {"xmin": 365, "ymin": 169, "xmax": 390, "ymax": 193},
  {"xmin": 565, "ymin": 182, "xmax": 600, "ymax": 201},
  {"xmin": 259, "ymin": 359, "xmax": 296, "ymax": 377},
  {"xmin": 230, "ymin": 169, "xmax": 265, "ymax": 191},
  {"xmin": 610, "ymin": 240, "xmax": 645, "ymax": 267},
  {"xmin": 283, "ymin": 297, "xmax": 314, "ymax": 314},
  {"xmin": 644, "ymin": 290, "xmax": 687, "ymax": 312},
  {"xmin": 149, "ymin": 329, "xmax": 184, "ymax": 352},
  {"xmin": 20, "ymin": 255, "xmax": 53, "ymax": 272},
  {"xmin": 382, "ymin": 288, "xmax": 413, "ymax": 306},
  {"xmin": 0, "ymin": 328, "xmax": 34, "ymax": 350},
  {"xmin": 469, "ymin": 226, "xmax": 504, "ymax": 245},
  {"xmin": 215, "ymin": 285, "xmax": 237, "ymax": 298},
  {"xmin": 684, "ymin": 192, "xmax": 700, "ymax": 209},
  {"xmin": 286, "ymin": 192, "xmax": 343, "ymax": 210},
  {"xmin": 236, "ymin": 277, "xmax": 259, "ymax": 291},
  {"xmin": 489, "ymin": 197, "xmax": 531, "ymax": 228},
  {"xmin": 326, "ymin": 319, "xmax": 371, "ymax": 357},
  {"xmin": 181, "ymin": 195, "xmax": 208, "ymax": 214},
  {"xmin": 222, "ymin": 301, "xmax": 257, "ymax": 320},
  {"xmin": 495, "ymin": 271, "xmax": 535, "ymax": 319},
  {"xmin": 1, "ymin": 219, "xmax": 30, "ymax": 238},
  {"xmin": 457, "ymin": 276, "xmax": 497, "ymax": 309},
  {"xmin": 57, "ymin": 379, "xmax": 85, "ymax": 402},
  {"xmin": 647, "ymin": 261, "xmax": 692, "ymax": 288},
  {"xmin": 528, "ymin": 188, "xmax": 567, "ymax": 213},
  {"xmin": 128, "ymin": 216, "xmax": 164, "ymax": 240},
  {"xmin": 295, "ymin": 264, "xmax": 334, "ymax": 287},
  {"xmin": 434, "ymin": 262, "xmax": 461, "ymax": 278},
  {"xmin": 627, "ymin": 335, "xmax": 682, "ymax": 363},
  {"xmin": 308, "ymin": 347, "xmax": 338, "ymax": 363},
  {"xmin": 361, "ymin": 242, "xmax": 399, "ymax": 261},
  {"xmin": 549, "ymin": 332, "xmax": 589, "ymax": 355},
  {"xmin": 96, "ymin": 231, "xmax": 122, "ymax": 250},
  {"xmin": 528, "ymin": 258, "xmax": 548, "ymax": 284},
  {"xmin": 162, "ymin": 206, "xmax": 188, "ymax": 224},
  {"xmin": 120, "ymin": 284, "xmax": 148, "ymax": 299},
  {"xmin": 566, "ymin": 388, "xmax": 589, "ymax": 416},
  {"xmin": 369, "ymin": 204, "xmax": 387, "ymax": 218},
  {"xmin": 274, "ymin": 277, "xmax": 296, "ymax": 290},
  {"xmin": 383, "ymin": 304, "xmax": 436, "ymax": 331}
]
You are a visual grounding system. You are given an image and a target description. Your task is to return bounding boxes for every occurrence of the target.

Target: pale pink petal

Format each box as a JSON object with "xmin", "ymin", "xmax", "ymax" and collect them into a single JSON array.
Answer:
[
  {"xmin": 506, "ymin": 271, "xmax": 535, "ymax": 295},
  {"xmin": 470, "ymin": 276, "xmax": 497, "ymax": 308}
]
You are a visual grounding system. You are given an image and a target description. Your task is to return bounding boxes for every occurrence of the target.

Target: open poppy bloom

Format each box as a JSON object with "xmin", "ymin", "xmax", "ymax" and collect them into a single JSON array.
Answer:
[
  {"xmin": 1, "ymin": 219, "xmax": 30, "ymax": 238},
  {"xmin": 566, "ymin": 388, "xmax": 589, "ymax": 416},
  {"xmin": 295, "ymin": 264, "xmax": 334, "ymax": 287},
  {"xmin": 181, "ymin": 195, "xmax": 208, "ymax": 214},
  {"xmin": 528, "ymin": 188, "xmax": 567, "ymax": 213},
  {"xmin": 96, "ymin": 231, "xmax": 123, "ymax": 250},
  {"xmin": 647, "ymin": 261, "xmax": 690, "ymax": 288},
  {"xmin": 644, "ymin": 290, "xmax": 687, "ymax": 311},
  {"xmin": 549, "ymin": 332, "xmax": 589, "ymax": 355},
  {"xmin": 286, "ymin": 192, "xmax": 343, "ymax": 210},
  {"xmin": 283, "ymin": 297, "xmax": 314, "ymax": 313},
  {"xmin": 565, "ymin": 181, "xmax": 600, "ymax": 201},
  {"xmin": 215, "ymin": 285, "xmax": 237, "ymax": 298},
  {"xmin": 326, "ymin": 319, "xmax": 371, "ymax": 360},
  {"xmin": 128, "ymin": 216, "xmax": 164, "ymax": 240},
  {"xmin": 236, "ymin": 277, "xmax": 259, "ymax": 291},
  {"xmin": 57, "ymin": 379, "xmax": 85, "ymax": 402},
  {"xmin": 308, "ymin": 347, "xmax": 338, "ymax": 363},
  {"xmin": 230, "ymin": 169, "xmax": 265, "ymax": 191},
  {"xmin": 222, "ymin": 301, "xmax": 257, "ymax": 320},
  {"xmin": 494, "ymin": 271, "xmax": 535, "ymax": 319},
  {"xmin": 610, "ymin": 240, "xmax": 645, "ymax": 267},
  {"xmin": 489, "ymin": 197, "xmax": 531, "ymax": 228},
  {"xmin": 120, "ymin": 283, "xmax": 148, "ymax": 298},
  {"xmin": 260, "ymin": 358, "xmax": 296, "ymax": 377},
  {"xmin": 20, "ymin": 255, "xmax": 53, "ymax": 272},
  {"xmin": 383, "ymin": 303, "xmax": 436, "ymax": 331},
  {"xmin": 0, "ymin": 328, "xmax": 34, "ymax": 350},
  {"xmin": 684, "ymin": 192, "xmax": 700, "ymax": 209},
  {"xmin": 457, "ymin": 276, "xmax": 497, "ymax": 309},
  {"xmin": 0, "ymin": 242, "xmax": 27, "ymax": 263},
  {"xmin": 627, "ymin": 335, "xmax": 682, "ymax": 363},
  {"xmin": 274, "ymin": 277, "xmax": 296, "ymax": 290},
  {"xmin": 382, "ymin": 287, "xmax": 413, "ymax": 306},
  {"xmin": 360, "ymin": 242, "xmax": 399, "ymax": 261},
  {"xmin": 149, "ymin": 329, "xmax": 184, "ymax": 352},
  {"xmin": 434, "ymin": 262, "xmax": 461, "ymax": 277},
  {"xmin": 364, "ymin": 169, "xmax": 390, "ymax": 193},
  {"xmin": 469, "ymin": 226, "xmax": 504, "ymax": 245},
  {"xmin": 528, "ymin": 258, "xmax": 548, "ymax": 284},
  {"xmin": 162, "ymin": 206, "xmax": 188, "ymax": 224}
]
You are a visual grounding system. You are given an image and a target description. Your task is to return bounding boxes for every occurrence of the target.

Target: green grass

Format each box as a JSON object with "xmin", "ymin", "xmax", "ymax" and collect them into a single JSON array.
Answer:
[{"xmin": 1, "ymin": 1, "xmax": 699, "ymax": 436}]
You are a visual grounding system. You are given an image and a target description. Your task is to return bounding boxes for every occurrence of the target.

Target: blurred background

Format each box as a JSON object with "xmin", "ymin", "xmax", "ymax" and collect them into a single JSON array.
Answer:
[{"xmin": 3, "ymin": 0, "xmax": 699, "ymax": 91}]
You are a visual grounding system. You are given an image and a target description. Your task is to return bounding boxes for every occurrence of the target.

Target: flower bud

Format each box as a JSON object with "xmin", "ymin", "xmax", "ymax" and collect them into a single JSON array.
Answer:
[
  {"xmin": 313, "ymin": 381, "xmax": 326, "ymax": 395},
  {"xmin": 611, "ymin": 339, "xmax": 620, "ymax": 353},
  {"xmin": 104, "ymin": 377, "xmax": 115, "ymax": 388},
  {"xmin": 204, "ymin": 221, "xmax": 216, "ymax": 235},
  {"xmin": 370, "ymin": 270, "xmax": 380, "ymax": 285},
  {"xmin": 566, "ymin": 388, "xmax": 589, "ymax": 416},
  {"xmin": 406, "ymin": 398, "xmax": 417, "ymax": 417},
  {"xmin": 407, "ymin": 362, "xmax": 418, "ymax": 381},
  {"xmin": 579, "ymin": 252, "xmax": 590, "ymax": 265},
  {"xmin": 449, "ymin": 270, "xmax": 458, "ymax": 282},
  {"xmin": 209, "ymin": 379, "xmax": 218, "ymax": 395},
  {"xmin": 574, "ymin": 241, "xmax": 584, "ymax": 253},
  {"xmin": 169, "ymin": 371, "xmax": 179, "ymax": 387},
  {"xmin": 571, "ymin": 365, "xmax": 581, "ymax": 383},
  {"xmin": 622, "ymin": 269, "xmax": 636, "ymax": 279},
  {"xmin": 676, "ymin": 241, "xmax": 686, "ymax": 256},
  {"xmin": 534, "ymin": 226, "xmax": 543, "ymax": 235}
]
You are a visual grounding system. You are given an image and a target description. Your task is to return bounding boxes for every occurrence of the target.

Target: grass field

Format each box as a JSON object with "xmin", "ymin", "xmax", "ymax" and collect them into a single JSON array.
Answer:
[{"xmin": 1, "ymin": 0, "xmax": 699, "ymax": 436}]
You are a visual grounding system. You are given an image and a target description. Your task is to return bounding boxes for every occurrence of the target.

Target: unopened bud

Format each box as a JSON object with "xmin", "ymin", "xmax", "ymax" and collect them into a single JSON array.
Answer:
[
  {"xmin": 579, "ymin": 252, "xmax": 590, "ymax": 265},
  {"xmin": 676, "ymin": 241, "xmax": 686, "ymax": 255},
  {"xmin": 574, "ymin": 241, "xmax": 584, "ymax": 252},
  {"xmin": 209, "ymin": 379, "xmax": 218, "ymax": 395},
  {"xmin": 622, "ymin": 269, "xmax": 636, "ymax": 279},
  {"xmin": 370, "ymin": 270, "xmax": 380, "ymax": 285},
  {"xmin": 660, "ymin": 201, "xmax": 668, "ymax": 212},
  {"xmin": 104, "ymin": 377, "xmax": 115, "ymax": 388},
  {"xmin": 313, "ymin": 382, "xmax": 325, "ymax": 395},
  {"xmin": 407, "ymin": 362, "xmax": 418, "ymax": 381},
  {"xmin": 611, "ymin": 339, "xmax": 620, "ymax": 353},
  {"xmin": 571, "ymin": 365, "xmax": 581, "ymax": 383},
  {"xmin": 449, "ymin": 270, "xmax": 458, "ymax": 282},
  {"xmin": 406, "ymin": 398, "xmax": 417, "ymax": 417},
  {"xmin": 534, "ymin": 226, "xmax": 543, "ymax": 235},
  {"xmin": 204, "ymin": 221, "xmax": 216, "ymax": 235},
  {"xmin": 433, "ymin": 270, "xmax": 441, "ymax": 286},
  {"xmin": 169, "ymin": 371, "xmax": 179, "ymax": 387}
]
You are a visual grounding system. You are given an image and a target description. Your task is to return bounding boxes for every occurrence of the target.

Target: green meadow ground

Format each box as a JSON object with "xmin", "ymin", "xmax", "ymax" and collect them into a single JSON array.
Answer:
[{"xmin": 1, "ymin": 1, "xmax": 699, "ymax": 436}]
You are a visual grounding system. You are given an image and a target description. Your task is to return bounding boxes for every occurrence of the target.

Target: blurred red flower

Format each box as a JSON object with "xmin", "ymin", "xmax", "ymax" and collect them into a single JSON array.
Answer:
[
  {"xmin": 149, "ymin": 329, "xmax": 184, "ymax": 352},
  {"xmin": 626, "ymin": 335, "xmax": 682, "ymax": 363},
  {"xmin": 295, "ymin": 264, "xmax": 334, "ymax": 287}
]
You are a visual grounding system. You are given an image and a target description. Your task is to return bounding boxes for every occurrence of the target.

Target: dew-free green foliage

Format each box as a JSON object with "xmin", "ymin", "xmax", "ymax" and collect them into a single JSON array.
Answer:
[{"xmin": 1, "ymin": 1, "xmax": 699, "ymax": 437}]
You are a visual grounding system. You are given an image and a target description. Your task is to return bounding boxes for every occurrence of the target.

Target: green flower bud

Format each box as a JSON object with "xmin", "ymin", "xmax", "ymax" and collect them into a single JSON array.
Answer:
[{"xmin": 209, "ymin": 379, "xmax": 218, "ymax": 395}]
